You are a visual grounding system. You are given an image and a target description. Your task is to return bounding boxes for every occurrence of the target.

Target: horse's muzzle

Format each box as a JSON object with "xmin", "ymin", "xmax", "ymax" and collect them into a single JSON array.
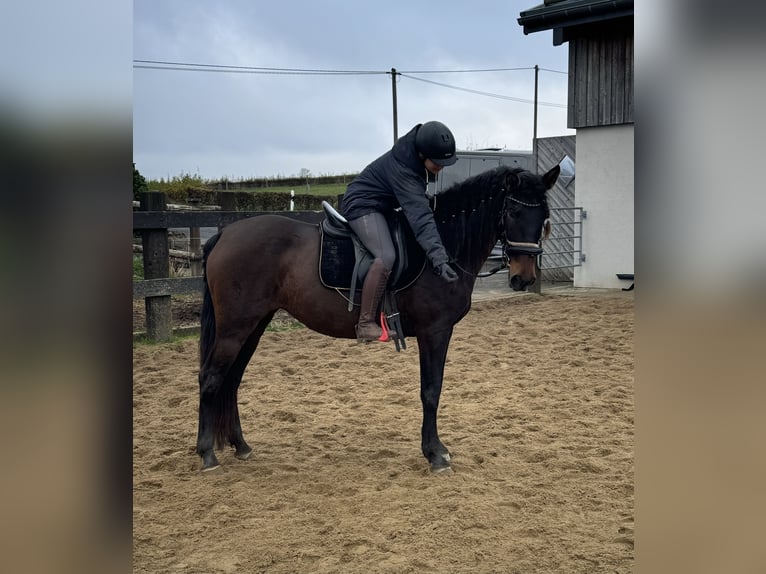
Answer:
[{"xmin": 509, "ymin": 274, "xmax": 534, "ymax": 291}]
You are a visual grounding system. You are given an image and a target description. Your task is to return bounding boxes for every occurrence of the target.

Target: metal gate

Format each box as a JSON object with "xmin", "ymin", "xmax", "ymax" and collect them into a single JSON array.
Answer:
[
  {"xmin": 480, "ymin": 206, "xmax": 585, "ymax": 280},
  {"xmin": 535, "ymin": 135, "xmax": 578, "ymax": 282},
  {"xmin": 540, "ymin": 206, "xmax": 586, "ymax": 278}
]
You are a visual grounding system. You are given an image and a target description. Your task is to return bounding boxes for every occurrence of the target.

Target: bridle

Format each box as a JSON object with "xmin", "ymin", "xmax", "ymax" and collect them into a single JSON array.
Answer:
[
  {"xmin": 477, "ymin": 192, "xmax": 549, "ymax": 278},
  {"xmin": 500, "ymin": 193, "xmax": 550, "ymax": 259}
]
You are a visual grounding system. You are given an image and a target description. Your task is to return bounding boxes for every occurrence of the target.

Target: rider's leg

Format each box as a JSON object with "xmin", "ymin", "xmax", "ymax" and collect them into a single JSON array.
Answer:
[{"xmin": 348, "ymin": 212, "xmax": 397, "ymax": 342}]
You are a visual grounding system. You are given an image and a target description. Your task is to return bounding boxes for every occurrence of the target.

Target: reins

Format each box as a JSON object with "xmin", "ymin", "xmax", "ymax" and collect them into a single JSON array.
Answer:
[{"xmin": 452, "ymin": 260, "xmax": 478, "ymax": 278}]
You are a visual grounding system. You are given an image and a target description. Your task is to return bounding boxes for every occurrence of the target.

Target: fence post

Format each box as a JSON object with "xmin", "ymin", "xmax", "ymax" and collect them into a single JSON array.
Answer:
[
  {"xmin": 140, "ymin": 191, "xmax": 172, "ymax": 341},
  {"xmin": 531, "ymin": 258, "xmax": 542, "ymax": 294},
  {"xmin": 187, "ymin": 197, "xmax": 202, "ymax": 276},
  {"xmin": 189, "ymin": 225, "xmax": 202, "ymax": 276},
  {"xmin": 217, "ymin": 192, "xmax": 236, "ymax": 233}
]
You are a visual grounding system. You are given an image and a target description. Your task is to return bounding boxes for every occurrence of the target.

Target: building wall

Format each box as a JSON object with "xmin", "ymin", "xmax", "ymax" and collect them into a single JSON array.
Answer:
[
  {"xmin": 573, "ymin": 124, "xmax": 633, "ymax": 288},
  {"xmin": 568, "ymin": 26, "xmax": 633, "ymax": 129}
]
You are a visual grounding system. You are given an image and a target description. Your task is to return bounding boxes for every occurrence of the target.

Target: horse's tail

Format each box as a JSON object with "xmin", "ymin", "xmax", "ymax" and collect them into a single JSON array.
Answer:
[
  {"xmin": 198, "ymin": 231, "xmax": 240, "ymax": 451},
  {"xmin": 199, "ymin": 232, "xmax": 221, "ymax": 368}
]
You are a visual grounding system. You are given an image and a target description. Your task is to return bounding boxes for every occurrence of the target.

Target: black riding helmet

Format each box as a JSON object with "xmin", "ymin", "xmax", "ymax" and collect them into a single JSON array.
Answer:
[{"xmin": 415, "ymin": 121, "xmax": 458, "ymax": 166}]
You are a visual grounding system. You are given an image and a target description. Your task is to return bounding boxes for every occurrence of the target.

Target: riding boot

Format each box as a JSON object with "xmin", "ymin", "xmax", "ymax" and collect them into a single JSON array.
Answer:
[{"xmin": 355, "ymin": 260, "xmax": 397, "ymax": 342}]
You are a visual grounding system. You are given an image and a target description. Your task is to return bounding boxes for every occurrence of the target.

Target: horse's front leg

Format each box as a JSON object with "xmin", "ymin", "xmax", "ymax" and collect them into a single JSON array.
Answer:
[{"xmin": 417, "ymin": 327, "xmax": 454, "ymax": 473}]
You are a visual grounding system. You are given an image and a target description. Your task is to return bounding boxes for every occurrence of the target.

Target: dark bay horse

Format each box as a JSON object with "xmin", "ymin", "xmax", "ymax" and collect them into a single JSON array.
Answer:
[{"xmin": 197, "ymin": 164, "xmax": 560, "ymax": 473}]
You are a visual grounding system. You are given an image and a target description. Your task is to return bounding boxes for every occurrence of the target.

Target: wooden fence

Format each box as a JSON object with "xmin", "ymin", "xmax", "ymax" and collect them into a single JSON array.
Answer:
[{"xmin": 133, "ymin": 191, "xmax": 326, "ymax": 341}]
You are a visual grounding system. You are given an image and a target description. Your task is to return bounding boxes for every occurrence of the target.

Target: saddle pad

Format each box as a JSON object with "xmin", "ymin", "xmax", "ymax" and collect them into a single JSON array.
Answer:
[
  {"xmin": 318, "ymin": 221, "xmax": 426, "ymax": 292},
  {"xmin": 319, "ymin": 233, "xmax": 359, "ymax": 289}
]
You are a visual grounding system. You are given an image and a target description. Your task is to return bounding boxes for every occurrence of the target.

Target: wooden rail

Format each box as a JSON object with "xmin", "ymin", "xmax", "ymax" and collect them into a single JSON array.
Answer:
[{"xmin": 133, "ymin": 191, "xmax": 325, "ymax": 341}]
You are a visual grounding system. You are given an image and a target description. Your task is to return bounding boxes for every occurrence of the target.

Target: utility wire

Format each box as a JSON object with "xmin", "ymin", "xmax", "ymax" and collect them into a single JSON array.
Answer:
[
  {"xmin": 133, "ymin": 59, "xmax": 386, "ymax": 75},
  {"xmin": 134, "ymin": 59, "xmax": 567, "ymax": 76},
  {"xmin": 133, "ymin": 64, "xmax": 383, "ymax": 75},
  {"xmin": 538, "ymin": 67, "xmax": 568, "ymax": 74},
  {"xmin": 398, "ymin": 66, "xmax": 535, "ymax": 74},
  {"xmin": 133, "ymin": 60, "xmax": 569, "ymax": 106},
  {"xmin": 399, "ymin": 73, "xmax": 568, "ymax": 108}
]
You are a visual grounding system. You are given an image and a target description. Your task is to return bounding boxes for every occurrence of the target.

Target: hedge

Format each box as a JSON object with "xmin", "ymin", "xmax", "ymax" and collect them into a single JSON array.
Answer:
[{"xmin": 184, "ymin": 190, "xmax": 340, "ymax": 211}]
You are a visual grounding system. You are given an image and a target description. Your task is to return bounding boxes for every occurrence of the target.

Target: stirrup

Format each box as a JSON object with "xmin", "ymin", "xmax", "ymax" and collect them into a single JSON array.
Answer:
[
  {"xmin": 355, "ymin": 312, "xmax": 397, "ymax": 343},
  {"xmin": 378, "ymin": 311, "xmax": 397, "ymax": 342}
]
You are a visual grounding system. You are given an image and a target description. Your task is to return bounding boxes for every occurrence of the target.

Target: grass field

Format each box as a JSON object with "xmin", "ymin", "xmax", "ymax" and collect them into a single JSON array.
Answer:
[
  {"xmin": 143, "ymin": 172, "xmax": 356, "ymax": 201},
  {"xmin": 239, "ymin": 182, "xmax": 349, "ymax": 197}
]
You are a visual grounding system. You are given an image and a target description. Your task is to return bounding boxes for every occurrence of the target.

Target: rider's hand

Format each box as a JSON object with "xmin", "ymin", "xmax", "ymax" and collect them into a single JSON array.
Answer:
[{"xmin": 435, "ymin": 262, "xmax": 459, "ymax": 283}]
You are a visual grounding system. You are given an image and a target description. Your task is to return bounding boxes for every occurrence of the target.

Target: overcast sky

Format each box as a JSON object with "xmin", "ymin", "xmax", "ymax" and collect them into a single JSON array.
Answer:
[{"xmin": 133, "ymin": 1, "xmax": 573, "ymax": 181}]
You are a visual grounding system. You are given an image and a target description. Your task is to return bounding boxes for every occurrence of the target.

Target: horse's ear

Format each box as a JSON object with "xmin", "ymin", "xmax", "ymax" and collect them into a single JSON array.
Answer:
[
  {"xmin": 542, "ymin": 165, "xmax": 560, "ymax": 190},
  {"xmin": 506, "ymin": 170, "xmax": 521, "ymax": 190}
]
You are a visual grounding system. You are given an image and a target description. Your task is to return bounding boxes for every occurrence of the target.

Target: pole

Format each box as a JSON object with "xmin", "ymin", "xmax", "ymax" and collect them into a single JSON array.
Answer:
[
  {"xmin": 533, "ymin": 64, "xmax": 539, "ymax": 174},
  {"xmin": 531, "ymin": 65, "xmax": 544, "ymax": 294},
  {"xmin": 391, "ymin": 67, "xmax": 398, "ymax": 144}
]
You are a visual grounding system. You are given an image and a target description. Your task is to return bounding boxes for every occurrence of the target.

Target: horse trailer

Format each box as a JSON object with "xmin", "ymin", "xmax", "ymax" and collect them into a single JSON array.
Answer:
[{"xmin": 430, "ymin": 149, "xmax": 534, "ymax": 195}]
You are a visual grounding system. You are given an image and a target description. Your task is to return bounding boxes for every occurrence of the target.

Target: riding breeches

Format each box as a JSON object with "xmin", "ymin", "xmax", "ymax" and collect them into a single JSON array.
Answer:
[{"xmin": 347, "ymin": 212, "xmax": 396, "ymax": 272}]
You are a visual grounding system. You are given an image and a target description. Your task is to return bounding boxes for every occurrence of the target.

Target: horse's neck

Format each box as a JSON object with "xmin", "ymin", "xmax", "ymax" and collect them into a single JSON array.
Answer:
[
  {"xmin": 459, "ymin": 229, "xmax": 500, "ymax": 276},
  {"xmin": 435, "ymin": 197, "xmax": 503, "ymax": 275}
]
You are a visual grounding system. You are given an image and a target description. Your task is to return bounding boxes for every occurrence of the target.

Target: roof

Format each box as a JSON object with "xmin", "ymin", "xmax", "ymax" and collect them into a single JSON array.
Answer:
[{"xmin": 518, "ymin": 0, "xmax": 633, "ymax": 39}]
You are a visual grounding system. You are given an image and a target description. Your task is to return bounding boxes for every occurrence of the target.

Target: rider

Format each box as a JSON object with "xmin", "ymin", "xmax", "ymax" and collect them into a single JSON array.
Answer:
[{"xmin": 341, "ymin": 121, "xmax": 460, "ymax": 343}]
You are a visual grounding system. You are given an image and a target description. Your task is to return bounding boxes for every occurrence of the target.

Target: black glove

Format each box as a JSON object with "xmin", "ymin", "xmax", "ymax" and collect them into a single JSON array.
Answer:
[{"xmin": 435, "ymin": 262, "xmax": 459, "ymax": 283}]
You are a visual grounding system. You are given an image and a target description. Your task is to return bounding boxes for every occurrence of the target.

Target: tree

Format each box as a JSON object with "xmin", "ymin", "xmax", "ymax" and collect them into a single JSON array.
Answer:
[
  {"xmin": 133, "ymin": 163, "xmax": 148, "ymax": 201},
  {"xmin": 299, "ymin": 167, "xmax": 311, "ymax": 193}
]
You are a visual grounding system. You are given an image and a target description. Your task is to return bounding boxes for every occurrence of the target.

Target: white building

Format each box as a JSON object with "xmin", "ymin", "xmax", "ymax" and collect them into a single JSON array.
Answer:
[{"xmin": 519, "ymin": 0, "xmax": 634, "ymax": 289}]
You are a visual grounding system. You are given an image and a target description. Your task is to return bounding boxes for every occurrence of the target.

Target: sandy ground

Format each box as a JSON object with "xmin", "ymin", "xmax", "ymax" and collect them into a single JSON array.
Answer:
[{"xmin": 133, "ymin": 288, "xmax": 633, "ymax": 573}]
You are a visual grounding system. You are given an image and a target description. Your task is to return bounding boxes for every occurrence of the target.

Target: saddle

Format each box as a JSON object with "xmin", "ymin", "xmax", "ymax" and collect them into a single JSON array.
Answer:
[{"xmin": 318, "ymin": 201, "xmax": 426, "ymax": 351}]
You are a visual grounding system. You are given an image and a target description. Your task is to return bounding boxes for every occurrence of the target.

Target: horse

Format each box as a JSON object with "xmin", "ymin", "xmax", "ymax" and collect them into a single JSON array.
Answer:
[{"xmin": 196, "ymin": 164, "xmax": 560, "ymax": 473}]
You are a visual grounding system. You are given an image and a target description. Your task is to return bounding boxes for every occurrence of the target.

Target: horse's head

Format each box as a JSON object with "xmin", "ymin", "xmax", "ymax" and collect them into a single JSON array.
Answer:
[{"xmin": 501, "ymin": 165, "xmax": 560, "ymax": 291}]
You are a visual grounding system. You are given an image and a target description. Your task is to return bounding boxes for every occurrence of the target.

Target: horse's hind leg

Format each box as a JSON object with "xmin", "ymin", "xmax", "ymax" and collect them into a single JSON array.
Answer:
[
  {"xmin": 225, "ymin": 312, "xmax": 276, "ymax": 461},
  {"xmin": 197, "ymin": 336, "xmax": 242, "ymax": 471},
  {"xmin": 196, "ymin": 313, "xmax": 275, "ymax": 471},
  {"xmin": 197, "ymin": 342, "xmax": 232, "ymax": 470}
]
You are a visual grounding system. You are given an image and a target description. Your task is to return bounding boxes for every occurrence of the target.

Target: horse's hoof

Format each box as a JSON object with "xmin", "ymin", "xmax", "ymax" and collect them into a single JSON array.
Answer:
[
  {"xmin": 430, "ymin": 453, "xmax": 453, "ymax": 474},
  {"xmin": 235, "ymin": 448, "xmax": 252, "ymax": 461},
  {"xmin": 431, "ymin": 463, "xmax": 453, "ymax": 475},
  {"xmin": 200, "ymin": 452, "xmax": 221, "ymax": 472}
]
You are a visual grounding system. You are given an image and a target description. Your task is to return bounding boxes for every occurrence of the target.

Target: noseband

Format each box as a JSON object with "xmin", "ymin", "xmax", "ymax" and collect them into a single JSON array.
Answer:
[{"xmin": 501, "ymin": 194, "xmax": 550, "ymax": 258}]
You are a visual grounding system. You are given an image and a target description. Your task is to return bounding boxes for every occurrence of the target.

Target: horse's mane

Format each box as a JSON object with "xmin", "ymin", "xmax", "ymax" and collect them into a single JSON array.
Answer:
[{"xmin": 431, "ymin": 166, "xmax": 527, "ymax": 267}]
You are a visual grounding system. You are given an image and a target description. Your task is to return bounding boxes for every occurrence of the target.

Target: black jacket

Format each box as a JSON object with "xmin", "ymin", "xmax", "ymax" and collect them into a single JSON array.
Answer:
[{"xmin": 340, "ymin": 125, "xmax": 450, "ymax": 268}]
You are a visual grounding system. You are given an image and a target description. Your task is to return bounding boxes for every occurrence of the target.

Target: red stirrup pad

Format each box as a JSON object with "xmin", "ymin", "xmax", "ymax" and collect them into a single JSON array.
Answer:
[{"xmin": 378, "ymin": 312, "xmax": 390, "ymax": 342}]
